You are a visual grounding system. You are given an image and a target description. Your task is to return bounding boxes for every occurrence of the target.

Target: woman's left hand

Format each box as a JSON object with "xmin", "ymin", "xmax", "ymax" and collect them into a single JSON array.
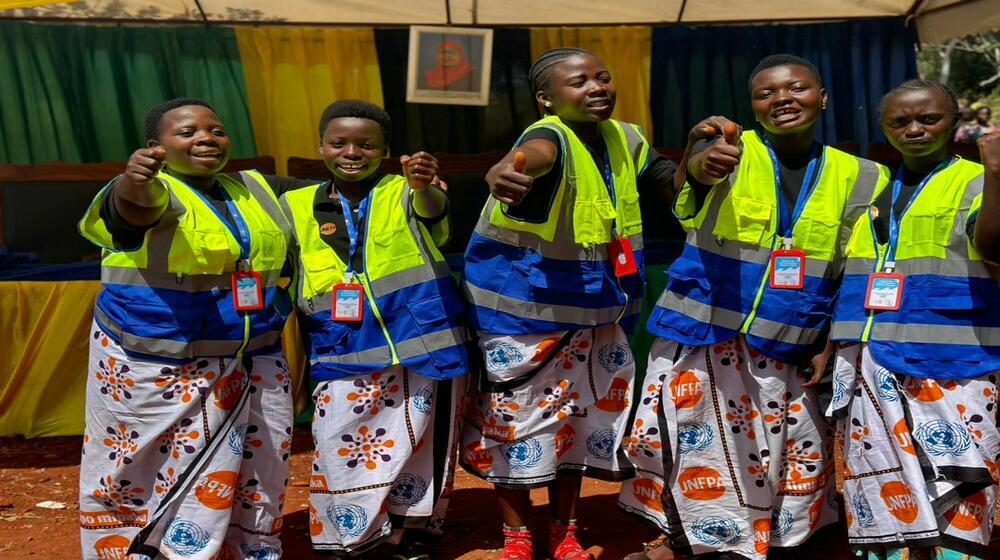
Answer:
[
  {"xmin": 801, "ymin": 339, "xmax": 835, "ymax": 388},
  {"xmin": 401, "ymin": 151, "xmax": 439, "ymax": 191}
]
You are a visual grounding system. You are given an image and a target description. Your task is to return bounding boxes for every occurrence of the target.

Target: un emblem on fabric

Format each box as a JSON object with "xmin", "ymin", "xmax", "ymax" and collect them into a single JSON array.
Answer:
[
  {"xmin": 229, "ymin": 424, "xmax": 247, "ymax": 455},
  {"xmin": 771, "ymin": 507, "xmax": 794, "ymax": 537},
  {"xmin": 502, "ymin": 438, "xmax": 544, "ymax": 470},
  {"xmin": 586, "ymin": 429, "xmax": 616, "ymax": 460},
  {"xmin": 389, "ymin": 473, "xmax": 429, "ymax": 506},
  {"xmin": 691, "ymin": 516, "xmax": 742, "ymax": 545},
  {"xmin": 597, "ymin": 343, "xmax": 633, "ymax": 373},
  {"xmin": 677, "ymin": 422, "xmax": 714, "ymax": 454},
  {"xmin": 412, "ymin": 384, "xmax": 434, "ymax": 414},
  {"xmin": 913, "ymin": 420, "xmax": 972, "ymax": 457},
  {"xmin": 328, "ymin": 504, "xmax": 369, "ymax": 538},
  {"xmin": 852, "ymin": 492, "xmax": 875, "ymax": 527},
  {"xmin": 874, "ymin": 367, "xmax": 899, "ymax": 402},
  {"xmin": 163, "ymin": 517, "xmax": 211, "ymax": 555},
  {"xmin": 243, "ymin": 544, "xmax": 281, "ymax": 560},
  {"xmin": 484, "ymin": 340, "xmax": 524, "ymax": 372}
]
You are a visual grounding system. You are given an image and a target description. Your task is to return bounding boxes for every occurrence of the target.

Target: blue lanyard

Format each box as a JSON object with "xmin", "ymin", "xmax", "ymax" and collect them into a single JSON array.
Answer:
[
  {"xmin": 884, "ymin": 158, "xmax": 955, "ymax": 269},
  {"xmin": 762, "ymin": 138, "xmax": 823, "ymax": 249},
  {"xmin": 185, "ymin": 178, "xmax": 253, "ymax": 266},
  {"xmin": 335, "ymin": 183, "xmax": 371, "ymax": 277}
]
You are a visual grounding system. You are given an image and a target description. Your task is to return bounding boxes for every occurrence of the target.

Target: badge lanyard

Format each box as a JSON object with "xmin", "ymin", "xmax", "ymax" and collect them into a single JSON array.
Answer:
[
  {"xmin": 864, "ymin": 158, "xmax": 954, "ymax": 311},
  {"xmin": 882, "ymin": 158, "xmax": 955, "ymax": 272},
  {"xmin": 762, "ymin": 138, "xmax": 823, "ymax": 250},
  {"xmin": 331, "ymin": 184, "xmax": 371, "ymax": 322},
  {"xmin": 588, "ymin": 143, "xmax": 637, "ymax": 278}
]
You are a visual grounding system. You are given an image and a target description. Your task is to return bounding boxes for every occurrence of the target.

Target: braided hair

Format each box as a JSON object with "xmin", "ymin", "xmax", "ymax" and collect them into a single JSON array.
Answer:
[
  {"xmin": 878, "ymin": 79, "xmax": 959, "ymax": 125},
  {"xmin": 528, "ymin": 47, "xmax": 597, "ymax": 94}
]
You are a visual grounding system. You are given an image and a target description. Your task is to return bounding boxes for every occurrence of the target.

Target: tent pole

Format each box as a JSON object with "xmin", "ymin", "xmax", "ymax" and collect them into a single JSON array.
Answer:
[{"xmin": 192, "ymin": 0, "xmax": 209, "ymax": 23}]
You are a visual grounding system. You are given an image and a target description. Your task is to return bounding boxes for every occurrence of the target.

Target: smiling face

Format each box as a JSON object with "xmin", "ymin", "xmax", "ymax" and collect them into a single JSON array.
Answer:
[
  {"xmin": 319, "ymin": 117, "xmax": 387, "ymax": 184},
  {"xmin": 881, "ymin": 87, "xmax": 955, "ymax": 160},
  {"xmin": 536, "ymin": 53, "xmax": 616, "ymax": 123},
  {"xmin": 977, "ymin": 106, "xmax": 992, "ymax": 125},
  {"xmin": 750, "ymin": 64, "xmax": 827, "ymax": 136},
  {"xmin": 149, "ymin": 105, "xmax": 231, "ymax": 177}
]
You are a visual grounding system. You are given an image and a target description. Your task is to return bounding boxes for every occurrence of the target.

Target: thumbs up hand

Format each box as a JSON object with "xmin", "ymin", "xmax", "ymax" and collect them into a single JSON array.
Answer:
[
  {"xmin": 487, "ymin": 149, "xmax": 533, "ymax": 205},
  {"xmin": 124, "ymin": 146, "xmax": 167, "ymax": 190},
  {"xmin": 401, "ymin": 151, "xmax": 439, "ymax": 191},
  {"xmin": 686, "ymin": 116, "xmax": 743, "ymax": 184}
]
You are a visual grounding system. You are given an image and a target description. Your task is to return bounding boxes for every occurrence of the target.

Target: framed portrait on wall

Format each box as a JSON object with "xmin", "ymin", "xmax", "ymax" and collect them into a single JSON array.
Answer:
[{"xmin": 406, "ymin": 26, "xmax": 493, "ymax": 106}]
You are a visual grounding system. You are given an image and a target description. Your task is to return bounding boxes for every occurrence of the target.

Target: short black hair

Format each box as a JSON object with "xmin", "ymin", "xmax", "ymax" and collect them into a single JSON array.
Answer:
[
  {"xmin": 878, "ymin": 79, "xmax": 959, "ymax": 123},
  {"xmin": 144, "ymin": 97, "xmax": 216, "ymax": 142},
  {"xmin": 318, "ymin": 100, "xmax": 391, "ymax": 142},
  {"xmin": 748, "ymin": 54, "xmax": 823, "ymax": 92},
  {"xmin": 529, "ymin": 47, "xmax": 597, "ymax": 94}
]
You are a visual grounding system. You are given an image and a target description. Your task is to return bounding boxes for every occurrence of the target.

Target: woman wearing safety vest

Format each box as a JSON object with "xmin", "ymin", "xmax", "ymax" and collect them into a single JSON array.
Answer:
[
  {"xmin": 618, "ymin": 54, "xmax": 888, "ymax": 560},
  {"xmin": 460, "ymin": 47, "xmax": 693, "ymax": 560},
  {"xmin": 278, "ymin": 100, "xmax": 469, "ymax": 558},
  {"xmin": 828, "ymin": 80, "xmax": 1000, "ymax": 560},
  {"xmin": 77, "ymin": 98, "xmax": 294, "ymax": 559}
]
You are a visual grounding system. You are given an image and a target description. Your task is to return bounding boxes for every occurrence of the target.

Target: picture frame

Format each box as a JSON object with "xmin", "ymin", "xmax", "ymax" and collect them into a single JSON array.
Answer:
[{"xmin": 406, "ymin": 25, "xmax": 493, "ymax": 106}]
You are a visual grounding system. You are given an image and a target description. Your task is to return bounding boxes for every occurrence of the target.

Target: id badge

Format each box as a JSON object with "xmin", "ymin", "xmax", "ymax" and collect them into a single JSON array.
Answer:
[
  {"xmin": 609, "ymin": 236, "xmax": 638, "ymax": 277},
  {"xmin": 231, "ymin": 271, "xmax": 264, "ymax": 311},
  {"xmin": 332, "ymin": 283, "xmax": 364, "ymax": 322},
  {"xmin": 769, "ymin": 249, "xmax": 805, "ymax": 289},
  {"xmin": 865, "ymin": 272, "xmax": 904, "ymax": 311}
]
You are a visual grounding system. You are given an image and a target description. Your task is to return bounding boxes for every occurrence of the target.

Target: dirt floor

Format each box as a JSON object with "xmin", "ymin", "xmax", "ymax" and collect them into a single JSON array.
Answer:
[{"xmin": 1, "ymin": 429, "xmax": 997, "ymax": 559}]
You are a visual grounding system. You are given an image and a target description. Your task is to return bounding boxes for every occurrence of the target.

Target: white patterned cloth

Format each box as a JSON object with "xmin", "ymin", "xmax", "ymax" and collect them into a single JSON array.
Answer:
[
  {"xmin": 460, "ymin": 323, "xmax": 636, "ymax": 486},
  {"xmin": 308, "ymin": 366, "xmax": 464, "ymax": 555},
  {"xmin": 79, "ymin": 322, "xmax": 292, "ymax": 560},
  {"xmin": 618, "ymin": 336, "xmax": 839, "ymax": 559},
  {"xmin": 827, "ymin": 343, "xmax": 1000, "ymax": 558}
]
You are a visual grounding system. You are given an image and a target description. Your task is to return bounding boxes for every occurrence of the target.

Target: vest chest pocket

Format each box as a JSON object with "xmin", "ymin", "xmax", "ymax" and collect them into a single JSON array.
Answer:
[
  {"xmin": 574, "ymin": 199, "xmax": 616, "ymax": 245},
  {"xmin": 795, "ymin": 215, "xmax": 839, "ymax": 260},
  {"xmin": 904, "ymin": 208, "xmax": 955, "ymax": 250},
  {"xmin": 168, "ymin": 230, "xmax": 234, "ymax": 275},
  {"xmin": 251, "ymin": 230, "xmax": 288, "ymax": 271},
  {"xmin": 716, "ymin": 195, "xmax": 774, "ymax": 246},
  {"xmin": 371, "ymin": 223, "xmax": 422, "ymax": 259}
]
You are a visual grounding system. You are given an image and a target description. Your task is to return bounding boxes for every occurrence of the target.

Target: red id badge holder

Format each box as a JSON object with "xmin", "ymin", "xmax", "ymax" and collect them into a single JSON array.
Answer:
[
  {"xmin": 769, "ymin": 249, "xmax": 805, "ymax": 289},
  {"xmin": 332, "ymin": 283, "xmax": 364, "ymax": 322},
  {"xmin": 865, "ymin": 272, "xmax": 905, "ymax": 311},
  {"xmin": 609, "ymin": 236, "xmax": 638, "ymax": 277},
  {"xmin": 232, "ymin": 270, "xmax": 264, "ymax": 311}
]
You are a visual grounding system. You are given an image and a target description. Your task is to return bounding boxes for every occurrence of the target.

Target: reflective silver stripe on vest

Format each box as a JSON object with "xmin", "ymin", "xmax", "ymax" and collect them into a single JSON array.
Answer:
[
  {"xmin": 654, "ymin": 291, "xmax": 746, "ymax": 331},
  {"xmin": 465, "ymin": 282, "xmax": 629, "ymax": 326},
  {"xmin": 237, "ymin": 171, "xmax": 291, "ymax": 232},
  {"xmin": 395, "ymin": 326, "xmax": 469, "ymax": 360},
  {"xmin": 102, "ymin": 266, "xmax": 282, "ymax": 291},
  {"xmin": 313, "ymin": 344, "xmax": 394, "ymax": 366},
  {"xmin": 836, "ymin": 159, "xmax": 882, "ymax": 271},
  {"xmin": 94, "ymin": 305, "xmax": 281, "ymax": 360},
  {"xmin": 831, "ymin": 320, "xmax": 866, "ymax": 340},
  {"xmin": 474, "ymin": 219, "xmax": 644, "ymax": 262},
  {"xmin": 747, "ymin": 316, "xmax": 823, "ymax": 346},
  {"xmin": 870, "ymin": 322, "xmax": 1000, "ymax": 347}
]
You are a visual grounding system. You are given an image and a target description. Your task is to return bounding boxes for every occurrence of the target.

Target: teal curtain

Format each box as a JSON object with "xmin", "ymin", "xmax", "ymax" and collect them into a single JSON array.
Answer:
[{"xmin": 0, "ymin": 22, "xmax": 256, "ymax": 164}]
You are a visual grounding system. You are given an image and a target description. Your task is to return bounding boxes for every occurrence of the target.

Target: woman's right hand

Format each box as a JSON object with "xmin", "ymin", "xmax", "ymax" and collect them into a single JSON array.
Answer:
[
  {"xmin": 123, "ymin": 147, "xmax": 167, "ymax": 190},
  {"xmin": 686, "ymin": 116, "xmax": 742, "ymax": 184},
  {"xmin": 487, "ymin": 150, "xmax": 532, "ymax": 205}
]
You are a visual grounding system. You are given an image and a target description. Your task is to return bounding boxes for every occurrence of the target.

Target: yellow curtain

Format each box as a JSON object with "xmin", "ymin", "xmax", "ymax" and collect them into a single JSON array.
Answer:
[
  {"xmin": 0, "ymin": 280, "xmax": 310, "ymax": 438},
  {"xmin": 0, "ymin": 0, "xmax": 68, "ymax": 8},
  {"xmin": 530, "ymin": 27, "xmax": 653, "ymax": 139},
  {"xmin": 236, "ymin": 27, "xmax": 384, "ymax": 176}
]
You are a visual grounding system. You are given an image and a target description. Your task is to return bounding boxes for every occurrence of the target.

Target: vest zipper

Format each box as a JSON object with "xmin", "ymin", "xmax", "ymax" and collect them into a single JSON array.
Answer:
[
  {"xmin": 359, "ymin": 202, "xmax": 400, "ymax": 364},
  {"xmin": 739, "ymin": 233, "xmax": 780, "ymax": 335},
  {"xmin": 860, "ymin": 216, "xmax": 885, "ymax": 343}
]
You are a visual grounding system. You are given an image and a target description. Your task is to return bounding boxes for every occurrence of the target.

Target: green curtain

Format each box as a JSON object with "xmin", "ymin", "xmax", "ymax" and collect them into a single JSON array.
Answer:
[{"xmin": 0, "ymin": 22, "xmax": 256, "ymax": 164}]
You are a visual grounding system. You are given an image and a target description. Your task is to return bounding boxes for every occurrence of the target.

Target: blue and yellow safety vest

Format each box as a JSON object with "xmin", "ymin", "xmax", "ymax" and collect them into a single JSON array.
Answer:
[
  {"xmin": 464, "ymin": 115, "xmax": 650, "ymax": 334},
  {"xmin": 648, "ymin": 131, "xmax": 886, "ymax": 363},
  {"xmin": 79, "ymin": 170, "xmax": 291, "ymax": 361},
  {"xmin": 831, "ymin": 158, "xmax": 1000, "ymax": 378},
  {"xmin": 280, "ymin": 176, "xmax": 468, "ymax": 381}
]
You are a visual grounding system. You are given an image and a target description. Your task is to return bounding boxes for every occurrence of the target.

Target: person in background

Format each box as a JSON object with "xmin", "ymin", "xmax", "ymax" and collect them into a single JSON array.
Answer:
[
  {"xmin": 829, "ymin": 79, "xmax": 1000, "ymax": 560},
  {"xmin": 619, "ymin": 54, "xmax": 887, "ymax": 560},
  {"xmin": 77, "ymin": 98, "xmax": 293, "ymax": 560},
  {"xmin": 279, "ymin": 100, "xmax": 469, "ymax": 558},
  {"xmin": 955, "ymin": 105, "xmax": 997, "ymax": 143}
]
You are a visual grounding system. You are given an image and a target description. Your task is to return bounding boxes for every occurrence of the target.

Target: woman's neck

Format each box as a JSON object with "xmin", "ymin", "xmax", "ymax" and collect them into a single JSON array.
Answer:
[
  {"xmin": 332, "ymin": 174, "xmax": 380, "ymax": 203},
  {"xmin": 565, "ymin": 120, "xmax": 602, "ymax": 146},
  {"xmin": 167, "ymin": 168, "xmax": 215, "ymax": 190},
  {"xmin": 902, "ymin": 148, "xmax": 949, "ymax": 176},
  {"xmin": 764, "ymin": 127, "xmax": 815, "ymax": 156}
]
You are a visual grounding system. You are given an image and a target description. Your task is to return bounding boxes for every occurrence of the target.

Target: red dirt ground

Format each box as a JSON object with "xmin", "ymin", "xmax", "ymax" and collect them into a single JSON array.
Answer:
[{"xmin": 1, "ymin": 429, "xmax": 998, "ymax": 559}]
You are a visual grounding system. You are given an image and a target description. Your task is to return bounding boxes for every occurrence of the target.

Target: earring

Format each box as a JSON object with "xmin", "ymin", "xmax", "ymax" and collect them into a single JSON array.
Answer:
[{"xmin": 544, "ymin": 101, "xmax": 552, "ymax": 107}]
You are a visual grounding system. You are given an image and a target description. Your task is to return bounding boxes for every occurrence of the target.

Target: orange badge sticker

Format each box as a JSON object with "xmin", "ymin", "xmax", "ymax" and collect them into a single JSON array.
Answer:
[
  {"xmin": 944, "ymin": 493, "xmax": 986, "ymax": 532},
  {"xmin": 320, "ymin": 222, "xmax": 337, "ymax": 236},
  {"xmin": 670, "ymin": 370, "xmax": 704, "ymax": 409},
  {"xmin": 595, "ymin": 377, "xmax": 630, "ymax": 412},
  {"xmin": 631, "ymin": 478, "xmax": 665, "ymax": 513},
  {"xmin": 195, "ymin": 470, "xmax": 239, "ymax": 510},
  {"xmin": 880, "ymin": 481, "xmax": 919, "ymax": 523},
  {"xmin": 678, "ymin": 466, "xmax": 726, "ymax": 500}
]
